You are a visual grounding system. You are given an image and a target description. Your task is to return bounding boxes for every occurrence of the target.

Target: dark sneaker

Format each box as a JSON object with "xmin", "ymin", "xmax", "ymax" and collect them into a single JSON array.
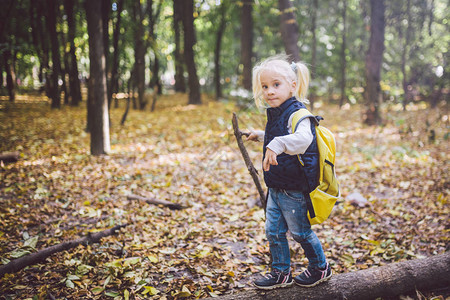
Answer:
[
  {"xmin": 294, "ymin": 262, "xmax": 332, "ymax": 287},
  {"xmin": 253, "ymin": 269, "xmax": 293, "ymax": 290}
]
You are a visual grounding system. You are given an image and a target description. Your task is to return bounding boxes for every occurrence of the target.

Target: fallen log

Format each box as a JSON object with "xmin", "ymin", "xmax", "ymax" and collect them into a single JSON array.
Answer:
[
  {"xmin": 232, "ymin": 113, "xmax": 266, "ymax": 210},
  {"xmin": 127, "ymin": 194, "xmax": 184, "ymax": 210},
  {"xmin": 211, "ymin": 252, "xmax": 450, "ymax": 300},
  {"xmin": 0, "ymin": 224, "xmax": 127, "ymax": 277},
  {"xmin": 0, "ymin": 151, "xmax": 20, "ymax": 163}
]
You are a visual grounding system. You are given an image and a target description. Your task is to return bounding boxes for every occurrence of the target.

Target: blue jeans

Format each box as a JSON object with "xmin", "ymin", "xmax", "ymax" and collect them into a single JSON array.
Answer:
[{"xmin": 265, "ymin": 188, "xmax": 326, "ymax": 274}]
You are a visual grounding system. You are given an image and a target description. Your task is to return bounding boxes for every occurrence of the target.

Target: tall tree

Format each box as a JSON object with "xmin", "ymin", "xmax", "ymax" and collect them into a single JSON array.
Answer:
[
  {"xmin": 240, "ymin": 0, "xmax": 253, "ymax": 90},
  {"xmin": 148, "ymin": 0, "xmax": 163, "ymax": 95},
  {"xmin": 46, "ymin": 0, "xmax": 62, "ymax": 109},
  {"xmin": 278, "ymin": 0, "xmax": 300, "ymax": 62},
  {"xmin": 309, "ymin": 0, "xmax": 318, "ymax": 110},
  {"xmin": 400, "ymin": 0, "xmax": 412, "ymax": 110},
  {"xmin": 214, "ymin": 1, "xmax": 228, "ymax": 100},
  {"xmin": 33, "ymin": 0, "xmax": 52, "ymax": 98},
  {"xmin": 86, "ymin": 0, "xmax": 111, "ymax": 155},
  {"xmin": 180, "ymin": 0, "xmax": 201, "ymax": 105},
  {"xmin": 0, "ymin": 60, "xmax": 3, "ymax": 89},
  {"xmin": 1, "ymin": 0, "xmax": 16, "ymax": 102},
  {"xmin": 173, "ymin": 0, "xmax": 186, "ymax": 93},
  {"xmin": 3, "ymin": 50, "xmax": 16, "ymax": 102},
  {"xmin": 339, "ymin": 0, "xmax": 348, "ymax": 108},
  {"xmin": 133, "ymin": 0, "xmax": 147, "ymax": 109},
  {"xmin": 110, "ymin": 0, "xmax": 124, "ymax": 108},
  {"xmin": 364, "ymin": 0, "xmax": 385, "ymax": 125},
  {"xmin": 102, "ymin": 0, "xmax": 111, "ymax": 105},
  {"xmin": 65, "ymin": 0, "xmax": 82, "ymax": 106},
  {"xmin": 60, "ymin": 26, "xmax": 70, "ymax": 105}
]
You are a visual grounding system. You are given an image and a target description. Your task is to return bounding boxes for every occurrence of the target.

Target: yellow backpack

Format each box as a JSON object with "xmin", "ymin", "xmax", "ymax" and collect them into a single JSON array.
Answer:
[{"xmin": 292, "ymin": 109, "xmax": 340, "ymax": 225}]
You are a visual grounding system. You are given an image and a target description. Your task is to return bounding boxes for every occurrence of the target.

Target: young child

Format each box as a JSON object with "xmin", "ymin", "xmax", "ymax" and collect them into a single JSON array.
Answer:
[{"xmin": 247, "ymin": 55, "xmax": 332, "ymax": 289}]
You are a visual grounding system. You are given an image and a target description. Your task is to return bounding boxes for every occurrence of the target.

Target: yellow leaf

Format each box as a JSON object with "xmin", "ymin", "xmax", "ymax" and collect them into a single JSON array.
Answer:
[
  {"xmin": 173, "ymin": 285, "xmax": 192, "ymax": 298},
  {"xmin": 194, "ymin": 249, "xmax": 210, "ymax": 258},
  {"xmin": 142, "ymin": 286, "xmax": 159, "ymax": 295},
  {"xmin": 91, "ymin": 287, "xmax": 104, "ymax": 295},
  {"xmin": 341, "ymin": 254, "xmax": 355, "ymax": 264},
  {"xmin": 147, "ymin": 254, "xmax": 159, "ymax": 263},
  {"xmin": 123, "ymin": 257, "xmax": 140, "ymax": 267}
]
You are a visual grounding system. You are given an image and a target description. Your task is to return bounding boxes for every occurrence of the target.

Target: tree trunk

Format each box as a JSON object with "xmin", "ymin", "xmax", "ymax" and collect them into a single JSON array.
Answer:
[
  {"xmin": 211, "ymin": 252, "xmax": 450, "ymax": 300},
  {"xmin": 3, "ymin": 49, "xmax": 15, "ymax": 102},
  {"xmin": 150, "ymin": 86, "xmax": 158, "ymax": 112},
  {"xmin": 278, "ymin": 0, "xmax": 300, "ymax": 62},
  {"xmin": 29, "ymin": 0, "xmax": 42, "ymax": 88},
  {"xmin": 150, "ymin": 58, "xmax": 162, "ymax": 94},
  {"xmin": 309, "ymin": 0, "xmax": 318, "ymax": 111},
  {"xmin": 0, "ymin": 0, "xmax": 15, "ymax": 101},
  {"xmin": 86, "ymin": 0, "xmax": 111, "ymax": 155},
  {"xmin": 129, "ymin": 67, "xmax": 137, "ymax": 110},
  {"xmin": 59, "ymin": 26, "xmax": 70, "ymax": 106},
  {"xmin": 364, "ymin": 0, "xmax": 385, "ymax": 125},
  {"xmin": 173, "ymin": 0, "xmax": 186, "ymax": 93},
  {"xmin": 214, "ymin": 1, "xmax": 228, "ymax": 100},
  {"xmin": 121, "ymin": 95, "xmax": 131, "ymax": 125},
  {"xmin": 65, "ymin": 0, "xmax": 82, "ymax": 106},
  {"xmin": 86, "ymin": 76, "xmax": 93, "ymax": 132},
  {"xmin": 35, "ymin": 0, "xmax": 52, "ymax": 98},
  {"xmin": 0, "ymin": 59, "xmax": 3, "ymax": 89},
  {"xmin": 133, "ymin": 0, "xmax": 147, "ymax": 110},
  {"xmin": 401, "ymin": 0, "xmax": 412, "ymax": 110},
  {"xmin": 240, "ymin": 0, "xmax": 253, "ymax": 91},
  {"xmin": 181, "ymin": 0, "xmax": 201, "ymax": 105},
  {"xmin": 110, "ymin": 0, "xmax": 124, "ymax": 108},
  {"xmin": 339, "ymin": 0, "xmax": 347, "ymax": 108},
  {"xmin": 148, "ymin": 0, "xmax": 163, "ymax": 95},
  {"xmin": 46, "ymin": 0, "xmax": 62, "ymax": 109},
  {"xmin": 102, "ymin": 0, "xmax": 111, "ymax": 106}
]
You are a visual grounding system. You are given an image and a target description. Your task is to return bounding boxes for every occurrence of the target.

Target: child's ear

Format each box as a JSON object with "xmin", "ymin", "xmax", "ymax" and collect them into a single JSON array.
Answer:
[{"xmin": 291, "ymin": 81, "xmax": 296, "ymax": 93}]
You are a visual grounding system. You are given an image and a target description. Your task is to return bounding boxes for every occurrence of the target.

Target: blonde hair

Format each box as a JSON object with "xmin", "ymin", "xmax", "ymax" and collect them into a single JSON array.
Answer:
[{"xmin": 252, "ymin": 54, "xmax": 310, "ymax": 108}]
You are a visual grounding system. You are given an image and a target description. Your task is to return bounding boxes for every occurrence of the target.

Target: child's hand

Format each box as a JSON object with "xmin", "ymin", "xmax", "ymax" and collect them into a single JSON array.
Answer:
[
  {"xmin": 263, "ymin": 148, "xmax": 278, "ymax": 171},
  {"xmin": 246, "ymin": 132, "xmax": 259, "ymax": 141}
]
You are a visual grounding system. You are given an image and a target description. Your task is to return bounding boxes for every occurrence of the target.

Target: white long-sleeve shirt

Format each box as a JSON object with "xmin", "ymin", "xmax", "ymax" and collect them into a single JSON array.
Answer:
[{"xmin": 254, "ymin": 114, "xmax": 313, "ymax": 155}]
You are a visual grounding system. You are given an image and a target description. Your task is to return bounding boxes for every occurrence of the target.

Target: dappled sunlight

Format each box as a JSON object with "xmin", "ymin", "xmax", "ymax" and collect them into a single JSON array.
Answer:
[{"xmin": 0, "ymin": 95, "xmax": 50, "ymax": 102}]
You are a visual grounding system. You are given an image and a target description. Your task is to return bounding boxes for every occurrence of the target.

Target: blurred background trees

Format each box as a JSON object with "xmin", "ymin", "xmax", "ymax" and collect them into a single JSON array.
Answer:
[{"xmin": 0, "ymin": 0, "xmax": 448, "ymax": 116}]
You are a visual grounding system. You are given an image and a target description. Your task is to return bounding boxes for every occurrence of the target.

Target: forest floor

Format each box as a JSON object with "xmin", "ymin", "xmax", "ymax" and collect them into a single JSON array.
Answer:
[{"xmin": 0, "ymin": 94, "xmax": 448, "ymax": 300}]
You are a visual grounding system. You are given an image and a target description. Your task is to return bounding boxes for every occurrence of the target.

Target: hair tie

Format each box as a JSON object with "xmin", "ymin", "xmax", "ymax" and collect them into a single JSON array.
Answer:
[{"xmin": 291, "ymin": 62, "xmax": 297, "ymax": 73}]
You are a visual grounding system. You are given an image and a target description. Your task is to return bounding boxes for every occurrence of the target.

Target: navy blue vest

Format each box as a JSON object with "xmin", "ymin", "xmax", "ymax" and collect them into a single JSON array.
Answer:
[{"xmin": 263, "ymin": 97, "xmax": 319, "ymax": 191}]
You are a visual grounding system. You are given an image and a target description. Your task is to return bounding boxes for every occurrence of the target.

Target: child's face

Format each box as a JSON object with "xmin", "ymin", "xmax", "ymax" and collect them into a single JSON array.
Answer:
[{"xmin": 260, "ymin": 70, "xmax": 296, "ymax": 108}]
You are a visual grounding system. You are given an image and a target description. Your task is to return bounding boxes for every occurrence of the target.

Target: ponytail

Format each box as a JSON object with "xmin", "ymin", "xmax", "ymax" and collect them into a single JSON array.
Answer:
[{"xmin": 292, "ymin": 62, "xmax": 310, "ymax": 104}]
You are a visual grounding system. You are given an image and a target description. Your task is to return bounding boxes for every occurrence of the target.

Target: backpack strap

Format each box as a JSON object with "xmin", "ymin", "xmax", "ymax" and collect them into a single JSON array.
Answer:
[
  {"xmin": 292, "ymin": 108, "xmax": 321, "ymax": 132},
  {"xmin": 291, "ymin": 108, "xmax": 320, "ymax": 221}
]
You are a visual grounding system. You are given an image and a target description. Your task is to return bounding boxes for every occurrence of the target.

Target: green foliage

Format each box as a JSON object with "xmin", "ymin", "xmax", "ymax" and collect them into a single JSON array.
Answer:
[{"xmin": 0, "ymin": 0, "xmax": 448, "ymax": 106}]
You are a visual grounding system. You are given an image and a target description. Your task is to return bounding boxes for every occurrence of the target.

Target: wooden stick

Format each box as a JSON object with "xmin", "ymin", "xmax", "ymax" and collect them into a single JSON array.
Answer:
[
  {"xmin": 127, "ymin": 194, "xmax": 184, "ymax": 210},
  {"xmin": 0, "ymin": 224, "xmax": 127, "ymax": 276},
  {"xmin": 232, "ymin": 113, "xmax": 266, "ymax": 210},
  {"xmin": 0, "ymin": 151, "xmax": 20, "ymax": 163}
]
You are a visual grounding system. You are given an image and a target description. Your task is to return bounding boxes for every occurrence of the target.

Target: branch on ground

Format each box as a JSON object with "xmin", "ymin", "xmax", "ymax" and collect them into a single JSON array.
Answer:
[
  {"xmin": 0, "ymin": 224, "xmax": 128, "ymax": 277},
  {"xmin": 127, "ymin": 194, "xmax": 184, "ymax": 210}
]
